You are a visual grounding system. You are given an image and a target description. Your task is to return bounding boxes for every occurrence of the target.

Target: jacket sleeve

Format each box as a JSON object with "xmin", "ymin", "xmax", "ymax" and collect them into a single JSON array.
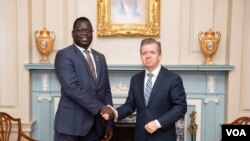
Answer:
[{"xmin": 55, "ymin": 50, "xmax": 103, "ymax": 116}]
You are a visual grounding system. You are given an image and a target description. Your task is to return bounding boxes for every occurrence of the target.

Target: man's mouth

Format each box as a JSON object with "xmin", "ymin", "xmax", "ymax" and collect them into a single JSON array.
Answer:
[{"xmin": 80, "ymin": 37, "xmax": 88, "ymax": 41}]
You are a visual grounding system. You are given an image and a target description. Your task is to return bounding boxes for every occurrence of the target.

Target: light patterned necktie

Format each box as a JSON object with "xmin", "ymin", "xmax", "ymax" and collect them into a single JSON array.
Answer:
[
  {"xmin": 83, "ymin": 50, "xmax": 97, "ymax": 80},
  {"xmin": 145, "ymin": 73, "xmax": 153, "ymax": 106}
]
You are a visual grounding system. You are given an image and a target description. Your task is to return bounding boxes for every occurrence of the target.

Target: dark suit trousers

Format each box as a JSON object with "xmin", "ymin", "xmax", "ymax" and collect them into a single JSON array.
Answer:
[{"xmin": 54, "ymin": 122, "xmax": 99, "ymax": 141}]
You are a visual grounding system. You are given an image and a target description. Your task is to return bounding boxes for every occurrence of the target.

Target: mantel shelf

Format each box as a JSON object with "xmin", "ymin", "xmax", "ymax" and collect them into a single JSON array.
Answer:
[{"xmin": 25, "ymin": 63, "xmax": 233, "ymax": 71}]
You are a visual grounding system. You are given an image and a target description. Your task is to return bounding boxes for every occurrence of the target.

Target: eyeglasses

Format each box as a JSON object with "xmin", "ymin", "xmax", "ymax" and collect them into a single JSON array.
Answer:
[{"xmin": 73, "ymin": 29, "xmax": 94, "ymax": 34}]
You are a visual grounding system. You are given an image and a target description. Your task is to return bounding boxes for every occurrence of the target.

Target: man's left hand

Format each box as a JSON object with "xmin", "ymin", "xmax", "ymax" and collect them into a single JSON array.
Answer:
[
  {"xmin": 144, "ymin": 120, "xmax": 159, "ymax": 134},
  {"xmin": 101, "ymin": 125, "xmax": 113, "ymax": 141}
]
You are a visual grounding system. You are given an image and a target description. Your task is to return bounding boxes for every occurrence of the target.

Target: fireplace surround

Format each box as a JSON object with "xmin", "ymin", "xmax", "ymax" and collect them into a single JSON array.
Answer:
[{"xmin": 25, "ymin": 64, "xmax": 233, "ymax": 141}]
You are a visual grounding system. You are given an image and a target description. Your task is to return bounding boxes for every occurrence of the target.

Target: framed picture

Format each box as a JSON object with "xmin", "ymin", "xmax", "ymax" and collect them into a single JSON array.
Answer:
[{"xmin": 97, "ymin": 0, "xmax": 160, "ymax": 37}]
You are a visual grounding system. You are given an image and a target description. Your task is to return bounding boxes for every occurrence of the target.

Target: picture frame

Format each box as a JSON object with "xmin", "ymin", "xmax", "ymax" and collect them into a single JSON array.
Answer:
[{"xmin": 97, "ymin": 0, "xmax": 160, "ymax": 37}]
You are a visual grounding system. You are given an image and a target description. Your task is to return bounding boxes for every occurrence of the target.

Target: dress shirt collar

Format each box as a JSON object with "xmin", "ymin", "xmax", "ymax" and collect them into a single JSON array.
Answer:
[
  {"xmin": 145, "ymin": 65, "xmax": 161, "ymax": 78},
  {"xmin": 74, "ymin": 43, "xmax": 93, "ymax": 53}
]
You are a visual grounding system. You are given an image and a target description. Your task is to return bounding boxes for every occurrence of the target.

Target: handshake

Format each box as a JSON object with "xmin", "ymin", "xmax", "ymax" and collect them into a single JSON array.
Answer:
[{"xmin": 100, "ymin": 105, "xmax": 117, "ymax": 120}]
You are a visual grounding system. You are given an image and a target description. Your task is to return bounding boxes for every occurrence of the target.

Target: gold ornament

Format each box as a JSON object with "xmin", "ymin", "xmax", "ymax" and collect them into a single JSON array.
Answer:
[
  {"xmin": 34, "ymin": 27, "xmax": 55, "ymax": 63},
  {"xmin": 198, "ymin": 28, "xmax": 221, "ymax": 64},
  {"xmin": 187, "ymin": 111, "xmax": 198, "ymax": 141}
]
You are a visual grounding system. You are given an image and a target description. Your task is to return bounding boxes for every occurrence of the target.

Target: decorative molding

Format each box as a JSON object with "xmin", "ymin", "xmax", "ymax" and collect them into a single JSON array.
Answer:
[
  {"xmin": 25, "ymin": 63, "xmax": 234, "ymax": 71},
  {"xmin": 207, "ymin": 75, "xmax": 216, "ymax": 93},
  {"xmin": 111, "ymin": 81, "xmax": 129, "ymax": 95},
  {"xmin": 41, "ymin": 74, "xmax": 49, "ymax": 90},
  {"xmin": 204, "ymin": 96, "xmax": 219, "ymax": 104},
  {"xmin": 22, "ymin": 121, "xmax": 37, "ymax": 132},
  {"xmin": 38, "ymin": 95, "xmax": 52, "ymax": 102}
]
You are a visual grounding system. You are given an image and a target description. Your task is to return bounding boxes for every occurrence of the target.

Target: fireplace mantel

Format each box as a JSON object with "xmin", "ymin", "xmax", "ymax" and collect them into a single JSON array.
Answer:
[
  {"xmin": 25, "ymin": 63, "xmax": 233, "ymax": 141},
  {"xmin": 25, "ymin": 63, "xmax": 233, "ymax": 71}
]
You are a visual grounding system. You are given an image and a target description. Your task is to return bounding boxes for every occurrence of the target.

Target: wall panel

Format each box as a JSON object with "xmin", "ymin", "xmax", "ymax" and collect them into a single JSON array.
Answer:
[
  {"xmin": 180, "ymin": 0, "xmax": 213, "ymax": 64},
  {"xmin": 0, "ymin": 0, "xmax": 33, "ymax": 126},
  {"xmin": 241, "ymin": 0, "xmax": 250, "ymax": 111},
  {"xmin": 45, "ymin": 0, "xmax": 64, "ymax": 51},
  {"xmin": 0, "ymin": 0, "xmax": 18, "ymax": 107},
  {"xmin": 227, "ymin": 0, "xmax": 250, "ymax": 121},
  {"xmin": 180, "ymin": 0, "xmax": 228, "ymax": 65}
]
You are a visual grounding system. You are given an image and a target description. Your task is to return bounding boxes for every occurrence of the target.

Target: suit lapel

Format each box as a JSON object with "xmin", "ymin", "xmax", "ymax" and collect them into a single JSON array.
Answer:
[
  {"xmin": 138, "ymin": 71, "xmax": 147, "ymax": 107},
  {"xmin": 74, "ymin": 46, "xmax": 97, "ymax": 84},
  {"xmin": 147, "ymin": 68, "xmax": 165, "ymax": 107}
]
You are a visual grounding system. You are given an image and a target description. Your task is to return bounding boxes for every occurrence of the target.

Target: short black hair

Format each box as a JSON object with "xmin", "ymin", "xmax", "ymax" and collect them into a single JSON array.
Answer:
[{"xmin": 73, "ymin": 17, "xmax": 92, "ymax": 30}]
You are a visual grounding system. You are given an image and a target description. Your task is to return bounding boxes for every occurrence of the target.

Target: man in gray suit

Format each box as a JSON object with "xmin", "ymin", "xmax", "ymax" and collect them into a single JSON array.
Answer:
[
  {"xmin": 103, "ymin": 38, "xmax": 187, "ymax": 141},
  {"xmin": 54, "ymin": 17, "xmax": 114, "ymax": 141}
]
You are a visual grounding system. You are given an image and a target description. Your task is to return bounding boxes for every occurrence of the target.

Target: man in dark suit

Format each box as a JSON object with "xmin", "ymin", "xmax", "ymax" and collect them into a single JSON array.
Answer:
[
  {"xmin": 103, "ymin": 38, "xmax": 187, "ymax": 141},
  {"xmin": 54, "ymin": 17, "xmax": 114, "ymax": 141}
]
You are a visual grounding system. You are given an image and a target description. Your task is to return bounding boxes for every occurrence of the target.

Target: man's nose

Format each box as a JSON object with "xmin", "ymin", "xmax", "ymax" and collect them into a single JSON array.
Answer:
[{"xmin": 146, "ymin": 54, "xmax": 151, "ymax": 58}]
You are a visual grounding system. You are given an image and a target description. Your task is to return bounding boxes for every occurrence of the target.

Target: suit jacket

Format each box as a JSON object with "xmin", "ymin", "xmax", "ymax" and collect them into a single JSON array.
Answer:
[
  {"xmin": 117, "ymin": 66, "xmax": 187, "ymax": 141},
  {"xmin": 54, "ymin": 45, "xmax": 113, "ymax": 136}
]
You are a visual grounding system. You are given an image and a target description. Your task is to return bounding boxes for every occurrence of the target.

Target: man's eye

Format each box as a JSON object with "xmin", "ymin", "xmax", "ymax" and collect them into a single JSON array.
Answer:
[
  {"xmin": 73, "ymin": 29, "xmax": 93, "ymax": 33},
  {"xmin": 150, "ymin": 51, "xmax": 156, "ymax": 54}
]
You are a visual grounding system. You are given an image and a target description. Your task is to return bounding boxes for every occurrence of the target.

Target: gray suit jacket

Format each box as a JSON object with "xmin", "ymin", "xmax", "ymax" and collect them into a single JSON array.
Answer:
[
  {"xmin": 117, "ymin": 66, "xmax": 187, "ymax": 141},
  {"xmin": 54, "ymin": 45, "xmax": 113, "ymax": 136}
]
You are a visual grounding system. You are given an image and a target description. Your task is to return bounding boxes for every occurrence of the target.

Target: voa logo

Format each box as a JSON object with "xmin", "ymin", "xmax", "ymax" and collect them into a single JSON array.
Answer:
[{"xmin": 226, "ymin": 129, "xmax": 246, "ymax": 136}]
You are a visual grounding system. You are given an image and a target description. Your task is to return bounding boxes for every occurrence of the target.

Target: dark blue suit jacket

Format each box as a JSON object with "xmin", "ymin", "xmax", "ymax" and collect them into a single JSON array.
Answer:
[
  {"xmin": 54, "ymin": 45, "xmax": 113, "ymax": 136},
  {"xmin": 117, "ymin": 66, "xmax": 187, "ymax": 141}
]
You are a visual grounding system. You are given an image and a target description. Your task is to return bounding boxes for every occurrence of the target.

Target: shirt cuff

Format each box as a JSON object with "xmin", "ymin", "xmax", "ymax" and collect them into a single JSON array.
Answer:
[
  {"xmin": 114, "ymin": 109, "xmax": 118, "ymax": 119},
  {"xmin": 109, "ymin": 105, "xmax": 118, "ymax": 120},
  {"xmin": 155, "ymin": 119, "xmax": 162, "ymax": 128}
]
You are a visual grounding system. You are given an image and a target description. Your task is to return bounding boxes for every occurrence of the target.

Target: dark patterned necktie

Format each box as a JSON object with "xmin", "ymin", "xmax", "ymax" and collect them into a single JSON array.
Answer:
[
  {"xmin": 145, "ymin": 73, "xmax": 153, "ymax": 106},
  {"xmin": 83, "ymin": 50, "xmax": 97, "ymax": 80}
]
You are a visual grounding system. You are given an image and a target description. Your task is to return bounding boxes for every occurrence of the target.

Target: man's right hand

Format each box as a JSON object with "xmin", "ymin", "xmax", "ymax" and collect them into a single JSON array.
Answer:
[{"xmin": 100, "ymin": 105, "xmax": 115, "ymax": 120}]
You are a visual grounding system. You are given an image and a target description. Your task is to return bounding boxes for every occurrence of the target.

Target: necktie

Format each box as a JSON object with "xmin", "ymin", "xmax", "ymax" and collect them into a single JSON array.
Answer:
[
  {"xmin": 83, "ymin": 50, "xmax": 97, "ymax": 80},
  {"xmin": 145, "ymin": 73, "xmax": 153, "ymax": 106}
]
